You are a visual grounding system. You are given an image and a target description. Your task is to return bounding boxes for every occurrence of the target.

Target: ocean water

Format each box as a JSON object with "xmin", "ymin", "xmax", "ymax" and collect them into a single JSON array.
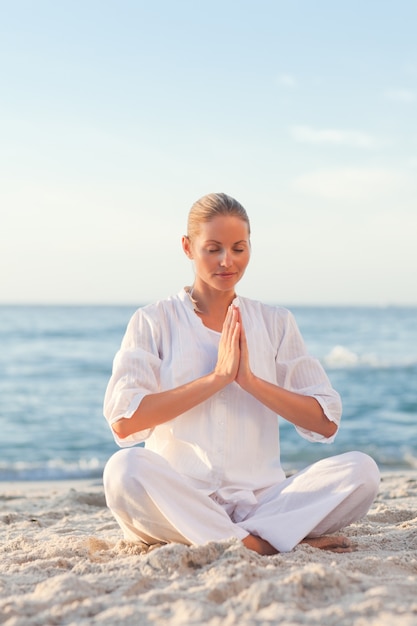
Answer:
[{"xmin": 0, "ymin": 304, "xmax": 416, "ymax": 481}]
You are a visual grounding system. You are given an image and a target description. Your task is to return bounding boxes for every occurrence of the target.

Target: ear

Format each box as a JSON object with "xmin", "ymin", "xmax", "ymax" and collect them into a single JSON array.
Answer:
[{"xmin": 182, "ymin": 235, "xmax": 193, "ymax": 259}]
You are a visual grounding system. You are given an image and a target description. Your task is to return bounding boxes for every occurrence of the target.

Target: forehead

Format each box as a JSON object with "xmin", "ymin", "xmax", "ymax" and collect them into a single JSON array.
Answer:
[{"xmin": 198, "ymin": 215, "xmax": 249, "ymax": 240}]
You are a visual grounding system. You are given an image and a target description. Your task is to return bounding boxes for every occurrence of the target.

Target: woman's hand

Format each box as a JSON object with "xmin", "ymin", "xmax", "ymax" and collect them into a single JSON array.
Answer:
[
  {"xmin": 235, "ymin": 308, "xmax": 254, "ymax": 390},
  {"xmin": 214, "ymin": 305, "xmax": 254, "ymax": 388},
  {"xmin": 214, "ymin": 305, "xmax": 241, "ymax": 383}
]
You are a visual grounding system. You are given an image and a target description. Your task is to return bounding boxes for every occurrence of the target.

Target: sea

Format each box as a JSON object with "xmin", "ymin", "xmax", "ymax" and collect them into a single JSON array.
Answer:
[{"xmin": 0, "ymin": 304, "xmax": 416, "ymax": 481}]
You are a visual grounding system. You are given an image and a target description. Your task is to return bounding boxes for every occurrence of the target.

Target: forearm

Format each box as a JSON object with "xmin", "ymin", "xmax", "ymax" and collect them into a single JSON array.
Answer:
[
  {"xmin": 112, "ymin": 372, "xmax": 228, "ymax": 439},
  {"xmin": 241, "ymin": 373, "xmax": 337, "ymax": 438}
]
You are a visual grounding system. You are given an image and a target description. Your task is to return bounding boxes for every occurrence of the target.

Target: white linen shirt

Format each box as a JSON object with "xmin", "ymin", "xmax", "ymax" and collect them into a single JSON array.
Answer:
[{"xmin": 103, "ymin": 289, "xmax": 342, "ymax": 512}]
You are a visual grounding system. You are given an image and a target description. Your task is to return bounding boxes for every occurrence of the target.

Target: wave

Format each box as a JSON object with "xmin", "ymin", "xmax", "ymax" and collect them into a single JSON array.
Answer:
[
  {"xmin": 323, "ymin": 345, "xmax": 417, "ymax": 369},
  {"xmin": 1, "ymin": 446, "xmax": 416, "ymax": 481},
  {"xmin": 0, "ymin": 457, "xmax": 105, "ymax": 481}
]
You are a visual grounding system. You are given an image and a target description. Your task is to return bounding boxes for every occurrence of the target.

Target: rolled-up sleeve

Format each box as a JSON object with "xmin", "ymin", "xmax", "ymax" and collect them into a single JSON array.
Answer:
[
  {"xmin": 275, "ymin": 310, "xmax": 342, "ymax": 444},
  {"xmin": 103, "ymin": 309, "xmax": 162, "ymax": 447}
]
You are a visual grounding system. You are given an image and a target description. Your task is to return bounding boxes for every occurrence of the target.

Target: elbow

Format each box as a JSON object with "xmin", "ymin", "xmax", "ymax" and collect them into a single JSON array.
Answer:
[
  {"xmin": 311, "ymin": 397, "xmax": 339, "ymax": 438},
  {"xmin": 323, "ymin": 418, "xmax": 338, "ymax": 438},
  {"xmin": 112, "ymin": 418, "xmax": 130, "ymax": 439}
]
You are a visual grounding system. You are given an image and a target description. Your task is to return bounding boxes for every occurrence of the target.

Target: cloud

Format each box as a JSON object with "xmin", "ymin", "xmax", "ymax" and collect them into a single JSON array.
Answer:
[
  {"xmin": 292, "ymin": 167, "xmax": 408, "ymax": 200},
  {"xmin": 384, "ymin": 89, "xmax": 416, "ymax": 103},
  {"xmin": 290, "ymin": 125, "xmax": 376, "ymax": 148},
  {"xmin": 277, "ymin": 73, "xmax": 297, "ymax": 88}
]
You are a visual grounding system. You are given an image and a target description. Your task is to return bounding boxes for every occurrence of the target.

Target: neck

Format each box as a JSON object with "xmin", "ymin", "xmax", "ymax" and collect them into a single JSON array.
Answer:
[{"xmin": 188, "ymin": 284, "xmax": 236, "ymax": 316}]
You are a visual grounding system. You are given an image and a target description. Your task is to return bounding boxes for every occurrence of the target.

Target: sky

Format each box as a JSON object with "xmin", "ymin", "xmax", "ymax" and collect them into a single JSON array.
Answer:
[{"xmin": 1, "ymin": 0, "xmax": 416, "ymax": 306}]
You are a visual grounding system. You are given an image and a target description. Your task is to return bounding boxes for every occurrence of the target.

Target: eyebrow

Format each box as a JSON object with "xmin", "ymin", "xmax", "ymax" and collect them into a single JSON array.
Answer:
[{"xmin": 204, "ymin": 239, "xmax": 248, "ymax": 245}]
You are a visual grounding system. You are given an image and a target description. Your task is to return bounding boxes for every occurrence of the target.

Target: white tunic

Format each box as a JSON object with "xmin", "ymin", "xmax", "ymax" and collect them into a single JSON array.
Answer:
[{"xmin": 104, "ymin": 289, "xmax": 342, "ymax": 516}]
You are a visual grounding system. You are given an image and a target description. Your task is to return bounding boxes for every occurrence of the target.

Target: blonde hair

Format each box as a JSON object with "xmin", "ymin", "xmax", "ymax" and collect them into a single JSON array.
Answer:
[{"xmin": 187, "ymin": 193, "xmax": 251, "ymax": 240}]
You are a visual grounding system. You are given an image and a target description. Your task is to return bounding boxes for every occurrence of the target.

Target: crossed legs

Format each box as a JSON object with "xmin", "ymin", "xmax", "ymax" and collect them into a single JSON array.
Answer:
[{"xmin": 103, "ymin": 448, "xmax": 380, "ymax": 554}]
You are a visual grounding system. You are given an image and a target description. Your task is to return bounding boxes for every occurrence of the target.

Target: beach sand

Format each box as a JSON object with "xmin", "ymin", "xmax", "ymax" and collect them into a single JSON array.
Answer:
[{"xmin": 1, "ymin": 472, "xmax": 416, "ymax": 625}]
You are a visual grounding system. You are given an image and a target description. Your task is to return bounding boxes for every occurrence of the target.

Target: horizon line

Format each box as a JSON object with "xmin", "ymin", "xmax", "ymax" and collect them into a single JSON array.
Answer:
[{"xmin": 1, "ymin": 301, "xmax": 416, "ymax": 308}]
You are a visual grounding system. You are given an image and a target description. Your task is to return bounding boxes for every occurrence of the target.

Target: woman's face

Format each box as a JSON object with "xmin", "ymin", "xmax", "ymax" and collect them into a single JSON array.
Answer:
[{"xmin": 183, "ymin": 215, "xmax": 251, "ymax": 293}]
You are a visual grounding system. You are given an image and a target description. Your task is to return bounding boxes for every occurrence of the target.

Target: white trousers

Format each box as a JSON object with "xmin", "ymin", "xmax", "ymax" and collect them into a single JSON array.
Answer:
[{"xmin": 103, "ymin": 448, "xmax": 380, "ymax": 552}]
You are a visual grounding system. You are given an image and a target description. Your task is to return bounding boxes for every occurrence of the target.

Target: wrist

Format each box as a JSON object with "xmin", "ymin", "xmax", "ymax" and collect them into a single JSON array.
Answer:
[
  {"xmin": 209, "ymin": 370, "xmax": 232, "ymax": 390},
  {"xmin": 237, "ymin": 369, "xmax": 257, "ymax": 392}
]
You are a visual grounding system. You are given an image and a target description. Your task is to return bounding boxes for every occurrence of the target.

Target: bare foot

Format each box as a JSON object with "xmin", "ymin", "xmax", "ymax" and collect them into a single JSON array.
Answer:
[
  {"xmin": 302, "ymin": 535, "xmax": 353, "ymax": 553},
  {"xmin": 242, "ymin": 534, "xmax": 278, "ymax": 555},
  {"xmin": 242, "ymin": 534, "xmax": 353, "ymax": 555}
]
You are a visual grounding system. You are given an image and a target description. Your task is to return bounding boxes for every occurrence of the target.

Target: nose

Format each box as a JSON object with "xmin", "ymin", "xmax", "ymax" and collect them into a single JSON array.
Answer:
[{"xmin": 219, "ymin": 250, "xmax": 232, "ymax": 267}]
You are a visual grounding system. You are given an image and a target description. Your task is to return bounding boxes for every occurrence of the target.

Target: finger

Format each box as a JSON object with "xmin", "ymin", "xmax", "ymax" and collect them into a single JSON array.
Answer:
[
  {"xmin": 231, "ymin": 320, "xmax": 241, "ymax": 345},
  {"xmin": 222, "ymin": 305, "xmax": 234, "ymax": 330},
  {"xmin": 224, "ymin": 306, "xmax": 238, "ymax": 338}
]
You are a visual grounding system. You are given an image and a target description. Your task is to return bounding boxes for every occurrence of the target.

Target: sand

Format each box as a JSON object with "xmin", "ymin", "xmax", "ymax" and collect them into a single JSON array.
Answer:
[{"xmin": 1, "ymin": 472, "xmax": 417, "ymax": 626}]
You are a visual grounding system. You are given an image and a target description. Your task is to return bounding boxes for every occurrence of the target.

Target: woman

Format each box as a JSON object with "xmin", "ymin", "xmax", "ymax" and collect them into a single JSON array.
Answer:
[{"xmin": 103, "ymin": 192, "xmax": 379, "ymax": 555}]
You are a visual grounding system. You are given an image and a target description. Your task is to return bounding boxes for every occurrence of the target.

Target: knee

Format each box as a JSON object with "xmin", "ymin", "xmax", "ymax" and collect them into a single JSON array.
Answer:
[
  {"xmin": 346, "ymin": 451, "xmax": 380, "ymax": 498},
  {"xmin": 103, "ymin": 448, "xmax": 128, "ymax": 486},
  {"xmin": 103, "ymin": 447, "xmax": 146, "ymax": 508}
]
